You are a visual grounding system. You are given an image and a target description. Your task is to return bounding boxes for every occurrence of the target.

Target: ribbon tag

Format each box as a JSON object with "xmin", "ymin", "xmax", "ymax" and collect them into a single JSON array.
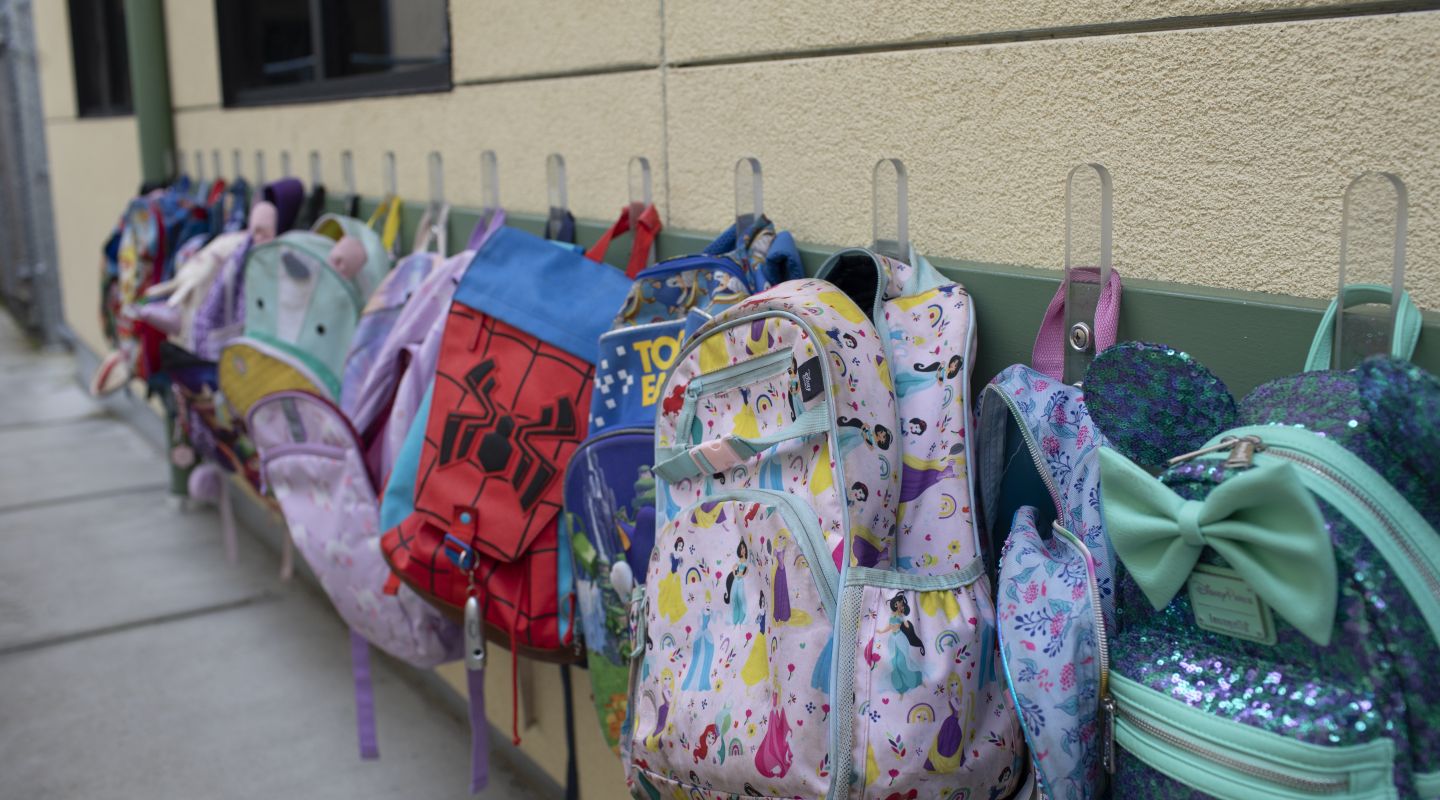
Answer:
[{"xmin": 1187, "ymin": 564, "xmax": 1277, "ymax": 645}]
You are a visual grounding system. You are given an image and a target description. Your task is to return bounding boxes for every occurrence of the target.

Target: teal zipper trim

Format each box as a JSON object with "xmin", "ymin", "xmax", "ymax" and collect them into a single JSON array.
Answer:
[
  {"xmin": 703, "ymin": 488, "xmax": 837, "ymax": 621},
  {"xmin": 1219, "ymin": 424, "xmax": 1440, "ymax": 647},
  {"xmin": 689, "ymin": 348, "xmax": 792, "ymax": 396},
  {"xmin": 1414, "ymin": 768, "xmax": 1440, "ymax": 798},
  {"xmin": 1111, "ymin": 673, "xmax": 1396, "ymax": 799},
  {"xmin": 845, "ymin": 561, "xmax": 985, "ymax": 591},
  {"xmin": 829, "ymin": 582, "xmax": 866, "ymax": 800}
]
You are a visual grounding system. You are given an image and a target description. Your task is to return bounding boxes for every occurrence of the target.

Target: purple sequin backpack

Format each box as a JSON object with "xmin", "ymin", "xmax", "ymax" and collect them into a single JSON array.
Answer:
[{"xmin": 1085, "ymin": 286, "xmax": 1440, "ymax": 799}]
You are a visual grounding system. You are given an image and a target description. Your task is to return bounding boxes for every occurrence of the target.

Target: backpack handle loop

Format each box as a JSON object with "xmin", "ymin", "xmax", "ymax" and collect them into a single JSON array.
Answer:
[
  {"xmin": 586, "ymin": 203, "xmax": 662, "ymax": 279},
  {"xmin": 1303, "ymin": 284, "xmax": 1421, "ymax": 372}
]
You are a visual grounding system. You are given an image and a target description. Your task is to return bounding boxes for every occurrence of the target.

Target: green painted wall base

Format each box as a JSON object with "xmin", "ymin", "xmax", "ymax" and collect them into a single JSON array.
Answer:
[{"xmin": 329, "ymin": 196, "xmax": 1440, "ymax": 399}]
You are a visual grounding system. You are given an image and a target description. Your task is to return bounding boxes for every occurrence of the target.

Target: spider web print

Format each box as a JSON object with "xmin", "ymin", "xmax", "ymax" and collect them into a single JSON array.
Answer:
[{"xmin": 382, "ymin": 303, "xmax": 593, "ymax": 654}]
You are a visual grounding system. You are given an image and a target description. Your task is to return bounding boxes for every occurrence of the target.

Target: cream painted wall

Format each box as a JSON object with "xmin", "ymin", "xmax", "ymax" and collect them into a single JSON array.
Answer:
[
  {"xmin": 28, "ymin": 0, "xmax": 1440, "ymax": 791},
  {"xmin": 32, "ymin": 1, "xmax": 141, "ymax": 354}
]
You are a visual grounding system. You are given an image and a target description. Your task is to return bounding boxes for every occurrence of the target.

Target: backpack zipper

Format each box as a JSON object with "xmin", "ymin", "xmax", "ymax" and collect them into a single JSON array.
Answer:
[
  {"xmin": 984, "ymin": 385, "xmax": 1063, "ymax": 516},
  {"xmin": 1111, "ymin": 692, "xmax": 1349, "ymax": 794},
  {"xmin": 1050, "ymin": 523, "xmax": 1113, "ymax": 774},
  {"xmin": 686, "ymin": 349, "xmax": 793, "ymax": 397}
]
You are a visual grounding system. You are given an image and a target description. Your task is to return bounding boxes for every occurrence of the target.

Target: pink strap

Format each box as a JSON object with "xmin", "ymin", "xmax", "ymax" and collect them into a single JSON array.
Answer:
[{"xmin": 1030, "ymin": 266, "xmax": 1123, "ymax": 381}]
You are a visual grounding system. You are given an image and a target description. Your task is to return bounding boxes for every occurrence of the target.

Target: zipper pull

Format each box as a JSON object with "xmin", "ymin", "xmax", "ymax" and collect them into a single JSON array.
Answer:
[
  {"xmin": 1167, "ymin": 435, "xmax": 1263, "ymax": 468},
  {"xmin": 1222, "ymin": 436, "xmax": 1262, "ymax": 469},
  {"xmin": 1100, "ymin": 695, "xmax": 1117, "ymax": 774}
]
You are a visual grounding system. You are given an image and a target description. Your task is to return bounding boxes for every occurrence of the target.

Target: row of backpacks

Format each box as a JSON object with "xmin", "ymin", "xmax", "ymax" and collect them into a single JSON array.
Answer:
[{"xmin": 93, "ymin": 165, "xmax": 1440, "ymax": 800}]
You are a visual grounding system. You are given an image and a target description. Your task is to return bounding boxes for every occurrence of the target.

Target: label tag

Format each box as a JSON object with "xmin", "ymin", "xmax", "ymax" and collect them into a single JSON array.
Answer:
[
  {"xmin": 797, "ymin": 356, "xmax": 824, "ymax": 403},
  {"xmin": 1187, "ymin": 564, "xmax": 1277, "ymax": 645}
]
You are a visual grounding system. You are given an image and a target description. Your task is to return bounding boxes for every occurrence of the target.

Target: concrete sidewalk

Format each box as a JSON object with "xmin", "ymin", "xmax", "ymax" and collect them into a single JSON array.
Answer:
[{"xmin": 0, "ymin": 314, "xmax": 545, "ymax": 799}]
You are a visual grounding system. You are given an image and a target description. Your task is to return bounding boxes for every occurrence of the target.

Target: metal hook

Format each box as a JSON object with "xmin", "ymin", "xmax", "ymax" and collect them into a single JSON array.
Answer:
[
  {"xmin": 1061, "ymin": 163, "xmax": 1114, "ymax": 384},
  {"xmin": 280, "ymin": 150, "xmax": 292, "ymax": 179},
  {"xmin": 254, "ymin": 150, "xmax": 267, "ymax": 187},
  {"xmin": 309, "ymin": 151, "xmax": 322, "ymax": 187},
  {"xmin": 232, "ymin": 149, "xmax": 243, "ymax": 180},
  {"xmin": 194, "ymin": 150, "xmax": 205, "ymax": 182},
  {"xmin": 341, "ymin": 150, "xmax": 356, "ymax": 198},
  {"xmin": 479, "ymin": 150, "xmax": 500, "ymax": 219},
  {"xmin": 1334, "ymin": 171, "xmax": 1408, "ymax": 368},
  {"xmin": 428, "ymin": 151, "xmax": 444, "ymax": 208},
  {"xmin": 629, "ymin": 156, "xmax": 656, "ymax": 267},
  {"xmin": 871, "ymin": 158, "xmax": 909, "ymax": 262},
  {"xmin": 546, "ymin": 154, "xmax": 568, "ymax": 214},
  {"xmin": 211, "ymin": 149, "xmax": 221, "ymax": 180},
  {"xmin": 383, "ymin": 151, "xmax": 397, "ymax": 198},
  {"xmin": 734, "ymin": 157, "xmax": 763, "ymax": 241},
  {"xmin": 545, "ymin": 154, "xmax": 568, "ymax": 241}
]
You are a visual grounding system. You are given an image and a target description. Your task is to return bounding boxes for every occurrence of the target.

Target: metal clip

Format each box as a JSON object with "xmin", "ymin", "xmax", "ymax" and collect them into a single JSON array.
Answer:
[
  {"xmin": 464, "ymin": 594, "xmax": 485, "ymax": 671},
  {"xmin": 1101, "ymin": 695, "xmax": 1117, "ymax": 774}
]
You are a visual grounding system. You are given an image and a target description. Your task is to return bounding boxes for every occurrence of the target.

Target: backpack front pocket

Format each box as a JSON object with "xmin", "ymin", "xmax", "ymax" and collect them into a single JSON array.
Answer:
[
  {"xmin": 996, "ymin": 506, "xmax": 1107, "ymax": 800},
  {"xmin": 626, "ymin": 490, "xmax": 835, "ymax": 799},
  {"xmin": 835, "ymin": 567, "xmax": 1026, "ymax": 800},
  {"xmin": 1110, "ymin": 673, "xmax": 1396, "ymax": 800}
]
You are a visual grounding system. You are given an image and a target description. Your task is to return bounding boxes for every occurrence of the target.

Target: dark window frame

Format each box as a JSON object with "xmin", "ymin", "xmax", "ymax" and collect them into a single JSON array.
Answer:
[
  {"xmin": 68, "ymin": 0, "xmax": 133, "ymax": 118},
  {"xmin": 213, "ymin": 0, "xmax": 452, "ymax": 109}
]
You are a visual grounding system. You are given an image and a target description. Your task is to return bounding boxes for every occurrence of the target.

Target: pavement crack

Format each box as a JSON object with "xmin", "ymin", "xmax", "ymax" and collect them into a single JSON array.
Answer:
[{"xmin": 0, "ymin": 592, "xmax": 282, "ymax": 658}]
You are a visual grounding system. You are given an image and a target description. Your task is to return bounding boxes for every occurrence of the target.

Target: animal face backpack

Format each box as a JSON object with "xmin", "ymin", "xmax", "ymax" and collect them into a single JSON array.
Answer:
[
  {"xmin": 564, "ymin": 216, "xmax": 811, "ymax": 753},
  {"xmin": 974, "ymin": 266, "xmax": 1124, "ymax": 799},
  {"xmin": 1084, "ymin": 287, "xmax": 1440, "ymax": 799},
  {"xmin": 816, "ymin": 248, "xmax": 1025, "ymax": 799},
  {"xmin": 217, "ymin": 213, "xmax": 388, "ymax": 419}
]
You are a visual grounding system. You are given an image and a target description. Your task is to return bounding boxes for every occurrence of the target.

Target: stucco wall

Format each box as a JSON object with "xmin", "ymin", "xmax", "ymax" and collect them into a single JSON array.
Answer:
[
  {"xmin": 27, "ymin": 0, "xmax": 1440, "ymax": 789},
  {"xmin": 32, "ymin": 1, "xmax": 142, "ymax": 354}
]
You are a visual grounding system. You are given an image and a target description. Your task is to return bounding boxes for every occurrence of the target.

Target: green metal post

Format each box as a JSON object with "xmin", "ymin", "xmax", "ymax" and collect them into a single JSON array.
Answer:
[{"xmin": 122, "ymin": 0, "xmax": 174, "ymax": 184}]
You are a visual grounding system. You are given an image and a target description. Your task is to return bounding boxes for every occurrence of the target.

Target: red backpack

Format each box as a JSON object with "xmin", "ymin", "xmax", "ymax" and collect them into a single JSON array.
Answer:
[{"xmin": 380, "ymin": 227, "xmax": 633, "ymax": 660}]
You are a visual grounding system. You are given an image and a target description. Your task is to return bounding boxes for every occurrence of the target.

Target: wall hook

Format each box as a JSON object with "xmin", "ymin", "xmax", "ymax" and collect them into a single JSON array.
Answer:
[
  {"xmin": 734, "ymin": 157, "xmax": 763, "ymax": 242},
  {"xmin": 871, "ymin": 158, "xmax": 909, "ymax": 262},
  {"xmin": 1334, "ymin": 171, "xmax": 1408, "ymax": 368},
  {"xmin": 545, "ymin": 153, "xmax": 568, "ymax": 240},
  {"xmin": 1062, "ymin": 162, "xmax": 1114, "ymax": 384}
]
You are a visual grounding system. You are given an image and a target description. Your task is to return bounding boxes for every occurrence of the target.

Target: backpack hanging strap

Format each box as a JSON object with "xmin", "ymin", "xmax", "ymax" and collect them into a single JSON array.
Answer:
[
  {"xmin": 1302, "ymin": 283, "xmax": 1421, "ymax": 372},
  {"xmin": 1030, "ymin": 266, "xmax": 1122, "ymax": 382},
  {"xmin": 349, "ymin": 629, "xmax": 380, "ymax": 760},
  {"xmin": 559, "ymin": 664, "xmax": 579, "ymax": 800},
  {"xmin": 466, "ymin": 209, "xmax": 507, "ymax": 251},
  {"xmin": 366, "ymin": 196, "xmax": 404, "ymax": 256},
  {"xmin": 585, "ymin": 204, "xmax": 662, "ymax": 279}
]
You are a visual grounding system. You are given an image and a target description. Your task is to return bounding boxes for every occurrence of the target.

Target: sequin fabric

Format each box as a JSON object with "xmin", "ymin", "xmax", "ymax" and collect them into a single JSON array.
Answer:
[
  {"xmin": 1084, "ymin": 342, "xmax": 1237, "ymax": 472},
  {"xmin": 1090, "ymin": 348, "xmax": 1440, "ymax": 796}
]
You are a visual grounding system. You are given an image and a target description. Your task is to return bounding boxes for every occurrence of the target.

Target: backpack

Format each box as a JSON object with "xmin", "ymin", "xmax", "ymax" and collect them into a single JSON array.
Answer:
[
  {"xmin": 565, "ymin": 216, "xmax": 808, "ymax": 753},
  {"xmin": 814, "ymin": 248, "xmax": 1025, "ymax": 798},
  {"xmin": 973, "ymin": 266, "xmax": 1123, "ymax": 799},
  {"xmin": 1084, "ymin": 287, "xmax": 1440, "ymax": 799},
  {"xmin": 626, "ymin": 277, "xmax": 899, "ymax": 798},
  {"xmin": 380, "ymin": 225, "xmax": 630, "ymax": 657},
  {"xmin": 216, "ymin": 213, "xmax": 388, "ymax": 419},
  {"xmin": 246, "ymin": 389, "xmax": 462, "ymax": 759},
  {"xmin": 379, "ymin": 225, "xmax": 630, "ymax": 792}
]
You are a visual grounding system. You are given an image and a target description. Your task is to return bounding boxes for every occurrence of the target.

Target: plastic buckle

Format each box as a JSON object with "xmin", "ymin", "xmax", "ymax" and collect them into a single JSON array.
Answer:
[{"xmin": 691, "ymin": 438, "xmax": 744, "ymax": 474}]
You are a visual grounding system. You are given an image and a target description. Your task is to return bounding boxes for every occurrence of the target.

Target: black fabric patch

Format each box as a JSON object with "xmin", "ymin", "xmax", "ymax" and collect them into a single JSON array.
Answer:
[{"xmin": 798, "ymin": 356, "xmax": 825, "ymax": 402}]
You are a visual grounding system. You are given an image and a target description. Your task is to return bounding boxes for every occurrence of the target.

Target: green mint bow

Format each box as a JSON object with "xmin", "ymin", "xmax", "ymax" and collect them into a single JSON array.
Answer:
[{"xmin": 1098, "ymin": 447, "xmax": 1337, "ymax": 646}]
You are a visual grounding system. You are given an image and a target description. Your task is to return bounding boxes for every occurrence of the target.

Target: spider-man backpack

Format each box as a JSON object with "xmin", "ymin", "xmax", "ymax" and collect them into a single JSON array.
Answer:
[{"xmin": 380, "ymin": 226, "xmax": 630, "ymax": 650}]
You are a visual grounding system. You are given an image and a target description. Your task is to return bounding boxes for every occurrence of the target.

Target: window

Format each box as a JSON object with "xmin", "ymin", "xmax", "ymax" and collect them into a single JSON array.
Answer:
[
  {"xmin": 215, "ymin": 0, "xmax": 451, "ymax": 107},
  {"xmin": 68, "ymin": 0, "xmax": 132, "ymax": 117}
]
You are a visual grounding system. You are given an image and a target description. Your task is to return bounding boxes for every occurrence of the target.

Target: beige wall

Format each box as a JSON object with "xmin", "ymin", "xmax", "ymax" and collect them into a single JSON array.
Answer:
[
  {"xmin": 33, "ymin": 1, "xmax": 142, "ymax": 354},
  {"xmin": 28, "ymin": 0, "xmax": 1440, "ymax": 789}
]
